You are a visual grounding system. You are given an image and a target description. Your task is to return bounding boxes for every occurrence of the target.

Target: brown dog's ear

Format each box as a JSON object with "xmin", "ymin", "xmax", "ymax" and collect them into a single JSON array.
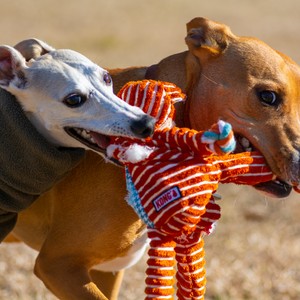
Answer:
[
  {"xmin": 14, "ymin": 38, "xmax": 55, "ymax": 61},
  {"xmin": 185, "ymin": 17, "xmax": 234, "ymax": 57}
]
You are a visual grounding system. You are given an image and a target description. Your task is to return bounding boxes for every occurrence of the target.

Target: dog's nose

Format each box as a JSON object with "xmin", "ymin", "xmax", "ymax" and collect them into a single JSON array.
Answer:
[{"xmin": 130, "ymin": 115, "xmax": 155, "ymax": 138}]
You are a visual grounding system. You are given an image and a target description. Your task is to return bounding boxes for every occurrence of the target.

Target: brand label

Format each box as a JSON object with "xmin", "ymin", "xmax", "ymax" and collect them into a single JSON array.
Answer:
[{"xmin": 152, "ymin": 186, "xmax": 182, "ymax": 212}]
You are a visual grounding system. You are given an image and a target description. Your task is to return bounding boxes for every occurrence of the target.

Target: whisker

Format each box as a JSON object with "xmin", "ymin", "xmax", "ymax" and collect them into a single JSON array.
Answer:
[
  {"xmin": 279, "ymin": 197, "xmax": 287, "ymax": 206},
  {"xmin": 202, "ymin": 74, "xmax": 221, "ymax": 86},
  {"xmin": 261, "ymin": 195, "xmax": 269, "ymax": 208}
]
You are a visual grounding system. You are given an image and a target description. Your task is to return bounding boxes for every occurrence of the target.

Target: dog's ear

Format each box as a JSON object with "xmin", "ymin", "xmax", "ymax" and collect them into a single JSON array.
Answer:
[
  {"xmin": 185, "ymin": 17, "xmax": 234, "ymax": 58},
  {"xmin": 14, "ymin": 38, "xmax": 55, "ymax": 61},
  {"xmin": 0, "ymin": 46, "xmax": 27, "ymax": 87}
]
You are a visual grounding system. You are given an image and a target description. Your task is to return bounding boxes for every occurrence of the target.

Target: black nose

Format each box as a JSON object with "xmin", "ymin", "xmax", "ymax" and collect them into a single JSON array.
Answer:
[{"xmin": 130, "ymin": 115, "xmax": 155, "ymax": 138}]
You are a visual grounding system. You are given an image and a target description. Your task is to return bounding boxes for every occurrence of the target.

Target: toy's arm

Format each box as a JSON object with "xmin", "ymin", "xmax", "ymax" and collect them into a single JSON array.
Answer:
[
  {"xmin": 154, "ymin": 120, "xmax": 236, "ymax": 156},
  {"xmin": 218, "ymin": 152, "xmax": 300, "ymax": 191},
  {"xmin": 217, "ymin": 151, "xmax": 274, "ymax": 185},
  {"xmin": 153, "ymin": 127, "xmax": 210, "ymax": 155}
]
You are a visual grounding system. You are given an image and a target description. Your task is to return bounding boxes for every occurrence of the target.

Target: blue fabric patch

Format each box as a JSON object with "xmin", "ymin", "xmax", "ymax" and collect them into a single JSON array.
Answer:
[
  {"xmin": 202, "ymin": 131, "xmax": 219, "ymax": 140},
  {"xmin": 125, "ymin": 168, "xmax": 154, "ymax": 228},
  {"xmin": 219, "ymin": 123, "xmax": 232, "ymax": 139},
  {"xmin": 220, "ymin": 139, "xmax": 236, "ymax": 153}
]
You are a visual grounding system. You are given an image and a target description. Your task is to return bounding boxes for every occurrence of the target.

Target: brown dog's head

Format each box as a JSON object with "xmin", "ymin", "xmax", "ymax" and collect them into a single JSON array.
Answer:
[{"xmin": 184, "ymin": 17, "xmax": 300, "ymax": 198}]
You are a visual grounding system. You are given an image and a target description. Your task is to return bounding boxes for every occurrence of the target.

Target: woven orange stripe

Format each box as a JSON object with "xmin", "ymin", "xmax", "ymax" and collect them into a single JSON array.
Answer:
[
  {"xmin": 145, "ymin": 287, "xmax": 174, "ymax": 296},
  {"xmin": 145, "ymin": 277, "xmax": 175, "ymax": 286},
  {"xmin": 146, "ymin": 268, "xmax": 176, "ymax": 277}
]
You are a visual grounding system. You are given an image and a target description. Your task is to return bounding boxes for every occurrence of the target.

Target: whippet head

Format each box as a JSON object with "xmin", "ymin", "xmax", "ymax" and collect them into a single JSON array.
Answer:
[{"xmin": 0, "ymin": 39, "xmax": 155, "ymax": 155}]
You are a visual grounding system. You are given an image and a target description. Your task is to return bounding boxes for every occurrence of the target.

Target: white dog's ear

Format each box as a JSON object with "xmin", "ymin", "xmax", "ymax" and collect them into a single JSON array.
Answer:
[
  {"xmin": 0, "ymin": 46, "xmax": 27, "ymax": 87},
  {"xmin": 14, "ymin": 38, "xmax": 55, "ymax": 61}
]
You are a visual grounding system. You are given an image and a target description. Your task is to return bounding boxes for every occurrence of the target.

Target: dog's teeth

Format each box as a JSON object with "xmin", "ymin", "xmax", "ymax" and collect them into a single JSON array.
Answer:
[
  {"xmin": 81, "ymin": 130, "xmax": 91, "ymax": 139},
  {"xmin": 81, "ymin": 130, "xmax": 97, "ymax": 144},
  {"xmin": 73, "ymin": 128, "xmax": 97, "ymax": 145},
  {"xmin": 241, "ymin": 137, "xmax": 250, "ymax": 149},
  {"xmin": 74, "ymin": 128, "xmax": 82, "ymax": 135}
]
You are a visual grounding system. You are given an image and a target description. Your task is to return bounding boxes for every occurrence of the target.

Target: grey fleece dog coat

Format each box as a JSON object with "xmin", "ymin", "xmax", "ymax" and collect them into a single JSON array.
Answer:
[{"xmin": 0, "ymin": 89, "xmax": 85, "ymax": 241}]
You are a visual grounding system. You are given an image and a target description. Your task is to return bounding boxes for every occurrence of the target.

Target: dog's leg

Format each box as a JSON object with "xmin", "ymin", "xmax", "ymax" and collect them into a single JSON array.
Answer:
[
  {"xmin": 3, "ymin": 233, "xmax": 20, "ymax": 242},
  {"xmin": 34, "ymin": 250, "xmax": 108, "ymax": 300},
  {"xmin": 24, "ymin": 153, "xmax": 144, "ymax": 300},
  {"xmin": 90, "ymin": 269, "xmax": 124, "ymax": 300}
]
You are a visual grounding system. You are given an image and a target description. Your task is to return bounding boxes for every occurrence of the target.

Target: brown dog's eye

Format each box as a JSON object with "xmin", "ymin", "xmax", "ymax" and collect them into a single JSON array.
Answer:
[
  {"xmin": 103, "ymin": 73, "xmax": 112, "ymax": 85},
  {"xmin": 259, "ymin": 90, "xmax": 279, "ymax": 106}
]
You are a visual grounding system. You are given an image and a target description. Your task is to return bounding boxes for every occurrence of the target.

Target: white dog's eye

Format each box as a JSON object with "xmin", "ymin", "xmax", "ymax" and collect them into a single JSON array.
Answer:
[
  {"xmin": 103, "ymin": 73, "xmax": 112, "ymax": 86},
  {"xmin": 63, "ymin": 94, "xmax": 87, "ymax": 108}
]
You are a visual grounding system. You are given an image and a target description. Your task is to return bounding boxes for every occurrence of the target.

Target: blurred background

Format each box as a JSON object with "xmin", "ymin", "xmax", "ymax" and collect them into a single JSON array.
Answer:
[{"xmin": 1, "ymin": 0, "xmax": 300, "ymax": 299}]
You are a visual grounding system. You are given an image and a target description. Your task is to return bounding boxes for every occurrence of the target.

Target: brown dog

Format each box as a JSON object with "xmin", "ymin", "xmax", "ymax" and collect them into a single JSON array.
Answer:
[{"xmin": 7, "ymin": 17, "xmax": 300, "ymax": 299}]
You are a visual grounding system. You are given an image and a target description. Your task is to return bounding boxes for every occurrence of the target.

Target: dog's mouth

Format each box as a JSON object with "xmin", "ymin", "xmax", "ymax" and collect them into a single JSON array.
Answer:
[
  {"xmin": 64, "ymin": 127, "xmax": 110, "ymax": 155},
  {"xmin": 235, "ymin": 134, "xmax": 292, "ymax": 198},
  {"xmin": 65, "ymin": 127, "xmax": 123, "ymax": 166}
]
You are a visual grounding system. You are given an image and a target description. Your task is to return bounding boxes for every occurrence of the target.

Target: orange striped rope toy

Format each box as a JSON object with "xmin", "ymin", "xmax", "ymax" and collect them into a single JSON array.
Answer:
[{"xmin": 107, "ymin": 80, "xmax": 287, "ymax": 299}]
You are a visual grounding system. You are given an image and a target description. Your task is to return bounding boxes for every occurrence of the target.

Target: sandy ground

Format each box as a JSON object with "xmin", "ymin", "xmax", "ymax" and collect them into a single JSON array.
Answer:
[{"xmin": 0, "ymin": 0, "xmax": 300, "ymax": 299}]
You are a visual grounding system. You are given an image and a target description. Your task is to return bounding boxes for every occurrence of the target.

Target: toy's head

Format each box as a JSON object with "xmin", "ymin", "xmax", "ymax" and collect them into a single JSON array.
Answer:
[{"xmin": 117, "ymin": 80, "xmax": 186, "ymax": 131}]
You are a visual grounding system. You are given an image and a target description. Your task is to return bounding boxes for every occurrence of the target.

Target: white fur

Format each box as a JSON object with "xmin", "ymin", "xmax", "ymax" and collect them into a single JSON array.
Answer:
[
  {"xmin": 106, "ymin": 144, "xmax": 119, "ymax": 160},
  {"xmin": 107, "ymin": 143, "xmax": 154, "ymax": 163},
  {"xmin": 93, "ymin": 230, "xmax": 149, "ymax": 272},
  {"xmin": 123, "ymin": 144, "xmax": 154, "ymax": 163}
]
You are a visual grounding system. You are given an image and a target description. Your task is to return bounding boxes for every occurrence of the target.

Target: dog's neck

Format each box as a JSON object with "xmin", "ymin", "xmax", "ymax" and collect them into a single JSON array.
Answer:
[
  {"xmin": 174, "ymin": 101, "xmax": 188, "ymax": 128},
  {"xmin": 145, "ymin": 51, "xmax": 190, "ymax": 128}
]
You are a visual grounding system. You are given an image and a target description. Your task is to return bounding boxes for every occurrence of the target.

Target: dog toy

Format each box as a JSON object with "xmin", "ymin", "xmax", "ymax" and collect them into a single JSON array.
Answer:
[{"xmin": 107, "ymin": 80, "xmax": 282, "ymax": 299}]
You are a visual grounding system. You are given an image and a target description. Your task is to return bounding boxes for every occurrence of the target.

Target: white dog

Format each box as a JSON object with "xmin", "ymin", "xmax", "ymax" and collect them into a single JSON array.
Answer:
[
  {"xmin": 0, "ymin": 38, "xmax": 154, "ymax": 242},
  {"xmin": 0, "ymin": 39, "xmax": 154, "ymax": 151}
]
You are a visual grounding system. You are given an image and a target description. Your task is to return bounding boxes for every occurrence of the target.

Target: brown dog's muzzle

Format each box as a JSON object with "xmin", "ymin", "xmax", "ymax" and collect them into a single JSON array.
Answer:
[
  {"xmin": 254, "ymin": 180, "xmax": 292, "ymax": 198},
  {"xmin": 254, "ymin": 149, "xmax": 299, "ymax": 198},
  {"xmin": 233, "ymin": 132, "xmax": 299, "ymax": 198}
]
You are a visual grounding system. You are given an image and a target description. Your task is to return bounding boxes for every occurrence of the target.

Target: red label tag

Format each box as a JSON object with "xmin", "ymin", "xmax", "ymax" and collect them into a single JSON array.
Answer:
[{"xmin": 152, "ymin": 186, "xmax": 182, "ymax": 212}]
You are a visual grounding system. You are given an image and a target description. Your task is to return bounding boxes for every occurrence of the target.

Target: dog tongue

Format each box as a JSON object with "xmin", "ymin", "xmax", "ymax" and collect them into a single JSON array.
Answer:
[{"xmin": 90, "ymin": 132, "xmax": 110, "ymax": 149}]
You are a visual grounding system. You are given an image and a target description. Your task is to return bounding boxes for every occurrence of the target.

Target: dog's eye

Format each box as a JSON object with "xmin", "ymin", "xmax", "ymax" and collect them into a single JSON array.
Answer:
[
  {"xmin": 103, "ymin": 73, "xmax": 112, "ymax": 85},
  {"xmin": 259, "ymin": 90, "xmax": 279, "ymax": 106},
  {"xmin": 63, "ymin": 94, "xmax": 86, "ymax": 108}
]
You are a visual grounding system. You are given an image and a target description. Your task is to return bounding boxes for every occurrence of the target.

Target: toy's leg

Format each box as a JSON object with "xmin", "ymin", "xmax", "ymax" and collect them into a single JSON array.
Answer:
[
  {"xmin": 145, "ymin": 228, "xmax": 176, "ymax": 300},
  {"xmin": 196, "ymin": 196, "xmax": 221, "ymax": 235},
  {"xmin": 175, "ymin": 231, "xmax": 206, "ymax": 300}
]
